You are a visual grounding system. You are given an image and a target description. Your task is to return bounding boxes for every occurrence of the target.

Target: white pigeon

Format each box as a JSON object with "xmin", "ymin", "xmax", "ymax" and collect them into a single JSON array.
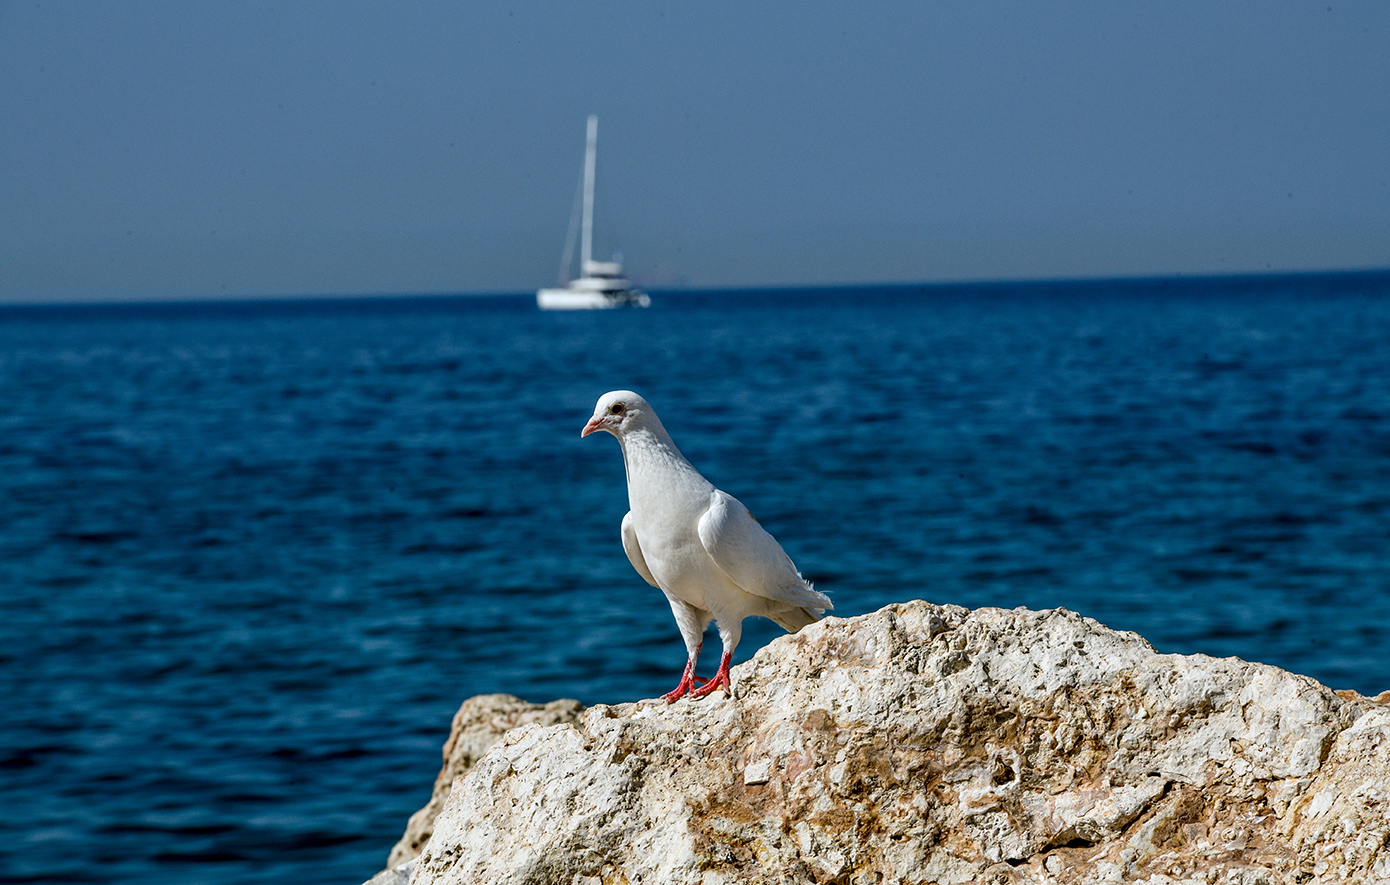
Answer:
[{"xmin": 582, "ymin": 390, "xmax": 832, "ymax": 702}]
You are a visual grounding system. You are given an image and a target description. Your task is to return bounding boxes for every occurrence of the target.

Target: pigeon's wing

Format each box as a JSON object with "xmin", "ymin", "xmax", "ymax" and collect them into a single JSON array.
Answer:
[
  {"xmin": 697, "ymin": 490, "xmax": 832, "ymax": 611},
  {"xmin": 621, "ymin": 511, "xmax": 661, "ymax": 589}
]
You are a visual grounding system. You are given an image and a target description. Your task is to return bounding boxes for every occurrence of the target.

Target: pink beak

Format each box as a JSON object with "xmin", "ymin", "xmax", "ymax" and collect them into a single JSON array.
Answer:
[{"xmin": 581, "ymin": 416, "xmax": 604, "ymax": 438}]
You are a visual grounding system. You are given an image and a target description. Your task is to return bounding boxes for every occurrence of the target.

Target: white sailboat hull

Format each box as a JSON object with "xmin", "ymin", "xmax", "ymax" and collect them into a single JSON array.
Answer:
[{"xmin": 536, "ymin": 286, "xmax": 650, "ymax": 310}]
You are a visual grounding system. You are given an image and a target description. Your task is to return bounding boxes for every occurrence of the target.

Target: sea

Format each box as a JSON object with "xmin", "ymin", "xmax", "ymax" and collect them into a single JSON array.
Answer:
[{"xmin": 2, "ymin": 272, "xmax": 1388, "ymax": 884}]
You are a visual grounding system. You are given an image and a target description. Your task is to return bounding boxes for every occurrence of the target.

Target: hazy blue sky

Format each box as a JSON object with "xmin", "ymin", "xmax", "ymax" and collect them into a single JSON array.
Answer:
[{"xmin": 2, "ymin": 2, "xmax": 1387, "ymax": 302}]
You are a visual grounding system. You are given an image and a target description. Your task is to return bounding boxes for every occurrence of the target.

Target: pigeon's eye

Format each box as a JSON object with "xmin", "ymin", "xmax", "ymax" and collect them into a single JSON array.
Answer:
[{"xmin": 609, "ymin": 402, "xmax": 625, "ymax": 415}]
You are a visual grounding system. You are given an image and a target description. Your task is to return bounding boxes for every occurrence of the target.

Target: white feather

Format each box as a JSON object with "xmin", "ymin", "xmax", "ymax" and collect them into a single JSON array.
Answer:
[
  {"xmin": 697, "ymin": 490, "xmax": 828, "ymax": 612},
  {"xmin": 620, "ymin": 511, "xmax": 659, "ymax": 589}
]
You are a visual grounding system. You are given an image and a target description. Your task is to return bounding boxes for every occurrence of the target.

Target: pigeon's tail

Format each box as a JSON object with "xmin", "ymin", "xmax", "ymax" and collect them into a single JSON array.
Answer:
[{"xmin": 770, "ymin": 605, "xmax": 825, "ymax": 633}]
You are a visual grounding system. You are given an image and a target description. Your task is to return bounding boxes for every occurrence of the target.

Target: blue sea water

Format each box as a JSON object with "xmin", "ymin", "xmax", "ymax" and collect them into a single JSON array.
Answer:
[{"xmin": 2, "ymin": 273, "xmax": 1389, "ymax": 884}]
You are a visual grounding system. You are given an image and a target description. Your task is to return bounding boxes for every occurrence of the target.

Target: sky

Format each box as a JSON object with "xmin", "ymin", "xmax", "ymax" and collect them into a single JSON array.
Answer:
[{"xmin": 1, "ymin": 2, "xmax": 1387, "ymax": 303}]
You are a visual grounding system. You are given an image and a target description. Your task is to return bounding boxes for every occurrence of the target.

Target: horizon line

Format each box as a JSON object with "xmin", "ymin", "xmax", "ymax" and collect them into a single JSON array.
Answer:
[{"xmin": 2, "ymin": 265, "xmax": 1388, "ymax": 311}]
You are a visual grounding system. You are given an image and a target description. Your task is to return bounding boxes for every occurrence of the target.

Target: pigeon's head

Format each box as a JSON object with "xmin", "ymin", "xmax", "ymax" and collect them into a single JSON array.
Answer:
[{"xmin": 582, "ymin": 390, "xmax": 650, "ymax": 439}]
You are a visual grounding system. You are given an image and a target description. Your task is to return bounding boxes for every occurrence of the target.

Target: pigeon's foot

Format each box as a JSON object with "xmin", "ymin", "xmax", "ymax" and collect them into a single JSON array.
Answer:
[
  {"xmin": 662, "ymin": 657, "xmax": 701, "ymax": 703},
  {"xmin": 687, "ymin": 651, "xmax": 732, "ymax": 699},
  {"xmin": 661, "ymin": 679, "xmax": 694, "ymax": 703}
]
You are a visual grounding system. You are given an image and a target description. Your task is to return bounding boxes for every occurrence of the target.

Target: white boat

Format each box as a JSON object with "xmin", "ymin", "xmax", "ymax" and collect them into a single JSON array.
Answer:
[{"xmin": 537, "ymin": 115, "xmax": 650, "ymax": 310}]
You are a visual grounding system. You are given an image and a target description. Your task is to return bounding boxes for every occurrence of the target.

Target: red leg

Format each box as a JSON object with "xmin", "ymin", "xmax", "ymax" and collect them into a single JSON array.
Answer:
[
  {"xmin": 688, "ymin": 651, "xmax": 732, "ymax": 699},
  {"xmin": 662, "ymin": 644, "xmax": 702, "ymax": 703}
]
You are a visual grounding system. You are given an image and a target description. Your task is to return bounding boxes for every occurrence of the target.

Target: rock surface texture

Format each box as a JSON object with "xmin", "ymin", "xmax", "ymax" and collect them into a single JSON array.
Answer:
[
  {"xmin": 386, "ymin": 694, "xmax": 584, "ymax": 868},
  {"xmin": 399, "ymin": 601, "xmax": 1390, "ymax": 885}
]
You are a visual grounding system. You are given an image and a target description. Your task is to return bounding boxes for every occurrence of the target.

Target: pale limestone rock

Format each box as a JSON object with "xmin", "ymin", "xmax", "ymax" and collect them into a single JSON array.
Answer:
[
  {"xmin": 401, "ymin": 601, "xmax": 1388, "ymax": 885},
  {"xmin": 384, "ymin": 693, "xmax": 583, "ymax": 868},
  {"xmin": 363, "ymin": 859, "xmax": 412, "ymax": 885}
]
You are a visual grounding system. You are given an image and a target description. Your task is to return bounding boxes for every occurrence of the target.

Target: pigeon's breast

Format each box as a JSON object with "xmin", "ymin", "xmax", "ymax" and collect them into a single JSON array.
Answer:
[
  {"xmin": 621, "ymin": 431, "xmax": 728, "ymax": 608},
  {"xmin": 638, "ymin": 522, "xmax": 724, "ymax": 610},
  {"xmin": 626, "ymin": 485, "xmax": 713, "ymax": 590}
]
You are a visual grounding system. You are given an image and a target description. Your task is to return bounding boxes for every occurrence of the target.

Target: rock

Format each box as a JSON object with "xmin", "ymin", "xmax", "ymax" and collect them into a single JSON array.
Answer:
[
  {"xmin": 383, "ymin": 693, "xmax": 584, "ymax": 869},
  {"xmin": 402, "ymin": 601, "xmax": 1390, "ymax": 885},
  {"xmin": 363, "ymin": 859, "xmax": 413, "ymax": 885}
]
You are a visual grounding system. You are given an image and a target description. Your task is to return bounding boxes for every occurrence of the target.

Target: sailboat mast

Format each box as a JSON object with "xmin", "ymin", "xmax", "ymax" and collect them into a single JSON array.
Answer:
[{"xmin": 580, "ymin": 115, "xmax": 598, "ymax": 270}]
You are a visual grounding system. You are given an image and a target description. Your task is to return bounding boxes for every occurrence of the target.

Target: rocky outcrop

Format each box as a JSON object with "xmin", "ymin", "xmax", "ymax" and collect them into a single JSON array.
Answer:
[
  {"xmin": 393, "ymin": 601, "xmax": 1390, "ymax": 885},
  {"xmin": 385, "ymin": 694, "xmax": 584, "ymax": 868}
]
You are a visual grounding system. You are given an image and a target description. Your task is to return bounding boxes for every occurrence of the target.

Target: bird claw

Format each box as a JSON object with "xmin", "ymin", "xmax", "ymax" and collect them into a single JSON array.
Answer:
[
  {"xmin": 687, "ymin": 671, "xmax": 729, "ymax": 699},
  {"xmin": 662, "ymin": 674, "xmax": 713, "ymax": 702},
  {"xmin": 662, "ymin": 667, "xmax": 699, "ymax": 703},
  {"xmin": 687, "ymin": 651, "xmax": 733, "ymax": 700},
  {"xmin": 659, "ymin": 644, "xmax": 729, "ymax": 702}
]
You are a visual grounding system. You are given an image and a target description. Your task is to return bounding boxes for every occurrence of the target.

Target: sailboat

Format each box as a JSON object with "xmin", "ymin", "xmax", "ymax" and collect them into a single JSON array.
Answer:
[{"xmin": 537, "ymin": 115, "xmax": 651, "ymax": 310}]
